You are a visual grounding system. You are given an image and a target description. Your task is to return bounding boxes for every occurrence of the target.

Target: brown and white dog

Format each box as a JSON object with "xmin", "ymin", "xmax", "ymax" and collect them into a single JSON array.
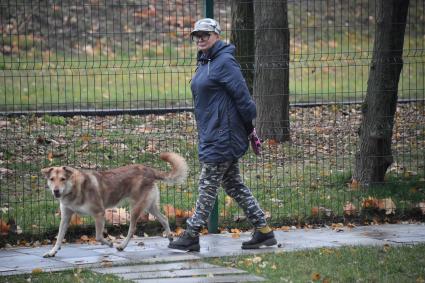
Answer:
[{"xmin": 41, "ymin": 152, "xmax": 188, "ymax": 258}]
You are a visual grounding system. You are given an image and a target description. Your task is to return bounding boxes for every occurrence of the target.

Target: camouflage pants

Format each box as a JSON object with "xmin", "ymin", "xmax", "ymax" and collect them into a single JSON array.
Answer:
[{"xmin": 186, "ymin": 160, "xmax": 267, "ymax": 236}]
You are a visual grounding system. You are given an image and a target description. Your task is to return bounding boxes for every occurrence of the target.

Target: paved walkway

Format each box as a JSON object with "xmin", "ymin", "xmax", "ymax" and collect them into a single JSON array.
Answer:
[{"xmin": 1, "ymin": 223, "xmax": 424, "ymax": 282}]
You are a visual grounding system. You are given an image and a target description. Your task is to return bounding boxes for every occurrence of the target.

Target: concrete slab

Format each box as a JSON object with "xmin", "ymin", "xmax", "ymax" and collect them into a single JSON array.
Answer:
[
  {"xmin": 120, "ymin": 266, "xmax": 247, "ymax": 280},
  {"xmin": 134, "ymin": 274, "xmax": 265, "ymax": 283},
  {"xmin": 60, "ymin": 254, "xmax": 129, "ymax": 265},
  {"xmin": 0, "ymin": 266, "xmax": 17, "ymax": 273},
  {"xmin": 93, "ymin": 261, "xmax": 218, "ymax": 274},
  {"xmin": 17, "ymin": 245, "xmax": 104, "ymax": 258},
  {"xmin": 0, "ymin": 253, "xmax": 71, "ymax": 271},
  {"xmin": 90, "ymin": 257, "xmax": 264, "ymax": 282}
]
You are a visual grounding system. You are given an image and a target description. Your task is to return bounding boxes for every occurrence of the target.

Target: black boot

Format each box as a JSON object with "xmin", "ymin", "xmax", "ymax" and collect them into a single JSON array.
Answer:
[
  {"xmin": 168, "ymin": 231, "xmax": 200, "ymax": 252},
  {"xmin": 242, "ymin": 230, "xmax": 277, "ymax": 249}
]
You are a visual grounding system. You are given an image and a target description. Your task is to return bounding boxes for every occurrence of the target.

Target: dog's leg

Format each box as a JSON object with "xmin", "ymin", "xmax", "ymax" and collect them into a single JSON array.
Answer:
[
  {"xmin": 43, "ymin": 206, "xmax": 73, "ymax": 258},
  {"xmin": 116, "ymin": 201, "xmax": 145, "ymax": 251},
  {"xmin": 148, "ymin": 202, "xmax": 172, "ymax": 242},
  {"xmin": 94, "ymin": 212, "xmax": 113, "ymax": 247}
]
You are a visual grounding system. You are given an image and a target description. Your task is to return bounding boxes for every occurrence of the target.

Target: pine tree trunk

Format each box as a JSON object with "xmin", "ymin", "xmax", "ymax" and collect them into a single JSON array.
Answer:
[
  {"xmin": 354, "ymin": 0, "xmax": 409, "ymax": 186},
  {"xmin": 253, "ymin": 0, "xmax": 290, "ymax": 142},
  {"xmin": 230, "ymin": 0, "xmax": 254, "ymax": 95}
]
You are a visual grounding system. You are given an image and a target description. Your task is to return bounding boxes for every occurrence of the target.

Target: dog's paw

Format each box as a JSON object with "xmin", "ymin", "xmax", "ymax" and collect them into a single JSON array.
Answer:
[
  {"xmin": 116, "ymin": 245, "xmax": 125, "ymax": 252},
  {"xmin": 43, "ymin": 251, "xmax": 56, "ymax": 258},
  {"xmin": 168, "ymin": 237, "xmax": 174, "ymax": 243}
]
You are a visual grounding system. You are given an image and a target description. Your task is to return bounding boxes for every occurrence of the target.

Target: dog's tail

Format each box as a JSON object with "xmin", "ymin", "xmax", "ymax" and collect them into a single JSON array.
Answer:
[{"xmin": 154, "ymin": 152, "xmax": 188, "ymax": 184}]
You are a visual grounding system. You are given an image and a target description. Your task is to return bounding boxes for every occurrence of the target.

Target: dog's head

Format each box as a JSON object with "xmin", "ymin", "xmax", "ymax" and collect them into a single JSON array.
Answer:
[{"xmin": 41, "ymin": 166, "xmax": 76, "ymax": 199}]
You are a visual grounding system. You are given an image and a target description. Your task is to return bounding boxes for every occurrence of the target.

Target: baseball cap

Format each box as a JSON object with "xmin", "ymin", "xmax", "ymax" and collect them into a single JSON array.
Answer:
[{"xmin": 191, "ymin": 18, "xmax": 221, "ymax": 35}]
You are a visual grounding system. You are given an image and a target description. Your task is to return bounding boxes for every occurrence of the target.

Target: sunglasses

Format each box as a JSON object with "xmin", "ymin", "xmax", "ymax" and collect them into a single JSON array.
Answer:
[{"xmin": 191, "ymin": 32, "xmax": 211, "ymax": 42}]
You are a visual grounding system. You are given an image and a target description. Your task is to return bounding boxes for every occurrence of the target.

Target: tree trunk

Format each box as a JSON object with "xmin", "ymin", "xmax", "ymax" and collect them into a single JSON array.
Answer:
[
  {"xmin": 253, "ymin": 0, "xmax": 290, "ymax": 142},
  {"xmin": 230, "ymin": 0, "xmax": 254, "ymax": 95},
  {"xmin": 354, "ymin": 0, "xmax": 409, "ymax": 186}
]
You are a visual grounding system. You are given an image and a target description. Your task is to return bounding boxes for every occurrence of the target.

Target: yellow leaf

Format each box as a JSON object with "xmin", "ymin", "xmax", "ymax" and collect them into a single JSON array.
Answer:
[
  {"xmin": 174, "ymin": 227, "xmax": 184, "ymax": 236},
  {"xmin": 225, "ymin": 196, "xmax": 233, "ymax": 207},
  {"xmin": 311, "ymin": 272, "xmax": 321, "ymax": 281},
  {"xmin": 280, "ymin": 226, "xmax": 290, "ymax": 232},
  {"xmin": 231, "ymin": 233, "xmax": 240, "ymax": 239},
  {"xmin": 32, "ymin": 268, "xmax": 44, "ymax": 274}
]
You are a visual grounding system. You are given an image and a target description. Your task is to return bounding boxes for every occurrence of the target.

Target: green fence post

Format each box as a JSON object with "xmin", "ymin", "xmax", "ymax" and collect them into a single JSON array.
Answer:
[{"xmin": 203, "ymin": 0, "xmax": 219, "ymax": 234}]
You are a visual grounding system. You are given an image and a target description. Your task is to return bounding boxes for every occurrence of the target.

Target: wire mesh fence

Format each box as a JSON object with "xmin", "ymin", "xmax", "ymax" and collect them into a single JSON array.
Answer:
[{"xmin": 0, "ymin": 0, "xmax": 424, "ymax": 243}]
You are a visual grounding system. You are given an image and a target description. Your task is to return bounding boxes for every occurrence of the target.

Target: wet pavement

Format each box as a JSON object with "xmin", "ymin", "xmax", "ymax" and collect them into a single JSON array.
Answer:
[{"xmin": 1, "ymin": 223, "xmax": 424, "ymax": 282}]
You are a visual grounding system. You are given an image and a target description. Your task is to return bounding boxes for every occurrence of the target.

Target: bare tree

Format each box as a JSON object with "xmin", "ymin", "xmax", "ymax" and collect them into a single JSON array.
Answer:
[
  {"xmin": 354, "ymin": 0, "xmax": 410, "ymax": 186},
  {"xmin": 253, "ymin": 0, "xmax": 290, "ymax": 141},
  {"xmin": 230, "ymin": 0, "xmax": 254, "ymax": 95}
]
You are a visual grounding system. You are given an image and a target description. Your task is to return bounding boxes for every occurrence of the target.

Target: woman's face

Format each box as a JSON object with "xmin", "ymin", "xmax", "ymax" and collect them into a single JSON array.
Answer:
[{"xmin": 192, "ymin": 32, "xmax": 219, "ymax": 53}]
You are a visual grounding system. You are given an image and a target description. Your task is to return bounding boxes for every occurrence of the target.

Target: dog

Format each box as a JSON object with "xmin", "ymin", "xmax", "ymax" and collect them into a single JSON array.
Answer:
[{"xmin": 41, "ymin": 152, "xmax": 188, "ymax": 258}]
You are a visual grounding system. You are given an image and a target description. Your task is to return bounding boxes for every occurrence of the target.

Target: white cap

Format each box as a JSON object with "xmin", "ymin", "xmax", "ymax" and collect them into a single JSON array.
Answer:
[{"xmin": 191, "ymin": 18, "xmax": 221, "ymax": 35}]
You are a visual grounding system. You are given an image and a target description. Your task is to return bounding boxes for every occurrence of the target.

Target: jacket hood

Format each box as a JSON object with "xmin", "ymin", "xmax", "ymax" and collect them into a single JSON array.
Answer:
[{"xmin": 197, "ymin": 40, "xmax": 235, "ymax": 64}]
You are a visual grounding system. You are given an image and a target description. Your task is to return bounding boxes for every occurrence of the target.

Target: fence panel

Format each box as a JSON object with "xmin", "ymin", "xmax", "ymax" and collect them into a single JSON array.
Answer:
[{"xmin": 0, "ymin": 0, "xmax": 424, "ymax": 243}]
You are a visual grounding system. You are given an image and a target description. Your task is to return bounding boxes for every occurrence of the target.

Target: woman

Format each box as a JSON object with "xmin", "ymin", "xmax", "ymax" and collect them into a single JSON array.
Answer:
[{"xmin": 168, "ymin": 18, "xmax": 276, "ymax": 251}]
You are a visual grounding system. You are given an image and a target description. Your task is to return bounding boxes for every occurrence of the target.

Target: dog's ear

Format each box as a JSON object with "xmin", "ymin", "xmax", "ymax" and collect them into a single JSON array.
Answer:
[
  {"xmin": 41, "ymin": 167, "xmax": 53, "ymax": 178},
  {"xmin": 62, "ymin": 166, "xmax": 76, "ymax": 178}
]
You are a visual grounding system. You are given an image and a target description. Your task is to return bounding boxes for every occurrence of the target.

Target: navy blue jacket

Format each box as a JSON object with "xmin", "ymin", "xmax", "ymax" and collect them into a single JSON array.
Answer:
[{"xmin": 191, "ymin": 40, "xmax": 256, "ymax": 162}]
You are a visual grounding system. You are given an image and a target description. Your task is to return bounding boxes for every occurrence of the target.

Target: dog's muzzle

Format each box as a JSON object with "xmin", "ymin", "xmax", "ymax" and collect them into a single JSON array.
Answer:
[{"xmin": 53, "ymin": 190, "xmax": 61, "ymax": 198}]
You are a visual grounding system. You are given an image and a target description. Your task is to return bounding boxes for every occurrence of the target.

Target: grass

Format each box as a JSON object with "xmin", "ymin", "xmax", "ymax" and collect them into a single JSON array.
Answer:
[
  {"xmin": 2, "ymin": 244, "xmax": 424, "ymax": 282},
  {"xmin": 208, "ymin": 244, "xmax": 425, "ymax": 283},
  {"xmin": 1, "ymin": 268, "xmax": 132, "ymax": 283}
]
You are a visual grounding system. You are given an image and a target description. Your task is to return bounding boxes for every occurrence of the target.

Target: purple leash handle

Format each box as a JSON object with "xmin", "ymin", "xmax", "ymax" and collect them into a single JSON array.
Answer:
[{"xmin": 249, "ymin": 128, "xmax": 261, "ymax": 155}]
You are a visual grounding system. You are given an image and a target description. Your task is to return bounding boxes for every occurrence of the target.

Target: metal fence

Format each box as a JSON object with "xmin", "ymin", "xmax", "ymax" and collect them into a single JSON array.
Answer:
[{"xmin": 0, "ymin": 0, "xmax": 424, "ymax": 242}]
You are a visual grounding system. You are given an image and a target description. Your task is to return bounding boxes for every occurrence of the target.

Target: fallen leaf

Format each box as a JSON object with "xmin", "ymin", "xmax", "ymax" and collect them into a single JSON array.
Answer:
[
  {"xmin": 174, "ymin": 227, "xmax": 184, "ymax": 236},
  {"xmin": 225, "ymin": 195, "xmax": 233, "ymax": 207},
  {"xmin": 362, "ymin": 197, "xmax": 379, "ymax": 209},
  {"xmin": 349, "ymin": 179, "xmax": 360, "ymax": 190},
  {"xmin": 311, "ymin": 206, "xmax": 333, "ymax": 217},
  {"xmin": 163, "ymin": 204, "xmax": 176, "ymax": 217},
  {"xmin": 311, "ymin": 272, "xmax": 321, "ymax": 281},
  {"xmin": 105, "ymin": 208, "xmax": 129, "ymax": 225},
  {"xmin": 377, "ymin": 198, "xmax": 396, "ymax": 215},
  {"xmin": 267, "ymin": 139, "xmax": 279, "ymax": 146},
  {"xmin": 417, "ymin": 202, "xmax": 425, "ymax": 215},
  {"xmin": 80, "ymin": 235, "xmax": 89, "ymax": 242},
  {"xmin": 280, "ymin": 226, "xmax": 290, "ymax": 232},
  {"xmin": 343, "ymin": 202, "xmax": 357, "ymax": 216},
  {"xmin": 0, "ymin": 219, "xmax": 9, "ymax": 236},
  {"xmin": 230, "ymin": 228, "xmax": 241, "ymax": 238},
  {"xmin": 0, "ymin": 168, "xmax": 13, "ymax": 175},
  {"xmin": 70, "ymin": 214, "xmax": 83, "ymax": 226},
  {"xmin": 32, "ymin": 268, "xmax": 44, "ymax": 274}
]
